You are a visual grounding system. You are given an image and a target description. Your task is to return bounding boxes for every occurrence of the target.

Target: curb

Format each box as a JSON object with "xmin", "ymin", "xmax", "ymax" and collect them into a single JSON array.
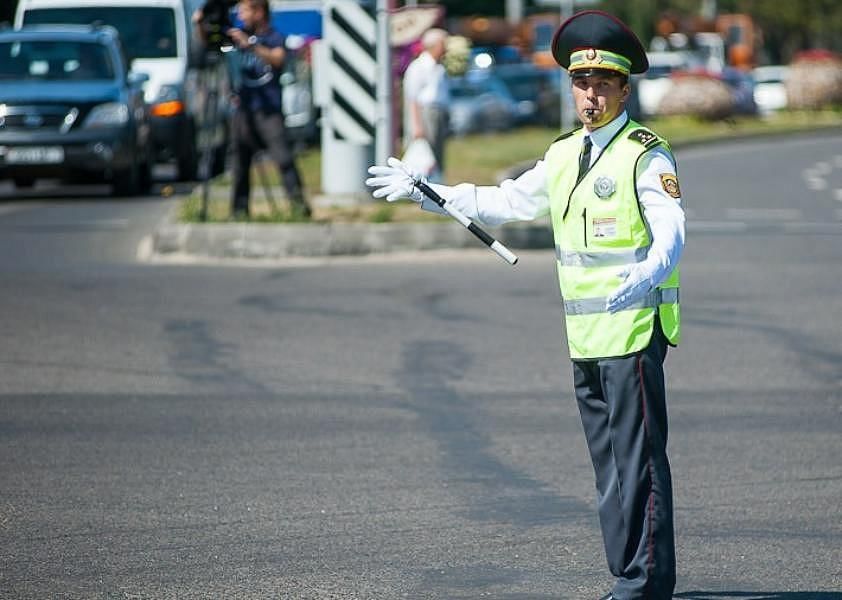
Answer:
[{"xmin": 150, "ymin": 216, "xmax": 554, "ymax": 260}]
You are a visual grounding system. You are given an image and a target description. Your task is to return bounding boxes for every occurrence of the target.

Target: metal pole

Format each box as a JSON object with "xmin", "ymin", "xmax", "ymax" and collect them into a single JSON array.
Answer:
[
  {"xmin": 559, "ymin": 0, "xmax": 575, "ymax": 131},
  {"xmin": 375, "ymin": 0, "xmax": 392, "ymax": 166},
  {"xmin": 198, "ymin": 53, "xmax": 219, "ymax": 222},
  {"xmin": 505, "ymin": 0, "xmax": 523, "ymax": 25},
  {"xmin": 701, "ymin": 0, "xmax": 717, "ymax": 20}
]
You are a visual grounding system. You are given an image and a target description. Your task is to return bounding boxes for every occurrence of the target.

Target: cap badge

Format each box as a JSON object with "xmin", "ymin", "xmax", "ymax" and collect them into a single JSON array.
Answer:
[
  {"xmin": 585, "ymin": 48, "xmax": 602, "ymax": 63},
  {"xmin": 594, "ymin": 176, "xmax": 616, "ymax": 199}
]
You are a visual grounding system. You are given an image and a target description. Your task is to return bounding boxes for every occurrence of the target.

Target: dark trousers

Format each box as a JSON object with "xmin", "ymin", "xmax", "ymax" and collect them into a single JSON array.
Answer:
[
  {"xmin": 420, "ymin": 104, "xmax": 448, "ymax": 182},
  {"xmin": 572, "ymin": 323, "xmax": 676, "ymax": 600},
  {"xmin": 231, "ymin": 108, "xmax": 307, "ymax": 216}
]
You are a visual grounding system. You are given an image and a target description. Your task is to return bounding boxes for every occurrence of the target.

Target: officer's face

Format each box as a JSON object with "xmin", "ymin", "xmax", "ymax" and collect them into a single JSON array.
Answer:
[{"xmin": 571, "ymin": 72, "xmax": 630, "ymax": 130}]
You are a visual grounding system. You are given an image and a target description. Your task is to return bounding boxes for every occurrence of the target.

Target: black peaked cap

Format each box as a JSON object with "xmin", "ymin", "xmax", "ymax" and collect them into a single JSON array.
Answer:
[{"xmin": 551, "ymin": 10, "xmax": 649, "ymax": 74}]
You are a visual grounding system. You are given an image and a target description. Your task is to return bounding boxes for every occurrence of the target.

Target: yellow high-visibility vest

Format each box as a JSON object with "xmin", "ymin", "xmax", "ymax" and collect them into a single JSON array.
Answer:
[{"xmin": 546, "ymin": 121, "xmax": 680, "ymax": 360}]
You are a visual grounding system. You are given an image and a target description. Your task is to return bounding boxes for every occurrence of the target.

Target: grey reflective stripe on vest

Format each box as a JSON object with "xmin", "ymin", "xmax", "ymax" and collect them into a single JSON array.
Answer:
[
  {"xmin": 555, "ymin": 246, "xmax": 650, "ymax": 268},
  {"xmin": 563, "ymin": 288, "xmax": 679, "ymax": 315}
]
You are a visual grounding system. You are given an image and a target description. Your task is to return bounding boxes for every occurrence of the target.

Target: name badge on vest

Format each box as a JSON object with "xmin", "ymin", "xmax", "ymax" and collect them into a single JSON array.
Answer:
[
  {"xmin": 593, "ymin": 217, "xmax": 617, "ymax": 239},
  {"xmin": 593, "ymin": 176, "xmax": 616, "ymax": 199}
]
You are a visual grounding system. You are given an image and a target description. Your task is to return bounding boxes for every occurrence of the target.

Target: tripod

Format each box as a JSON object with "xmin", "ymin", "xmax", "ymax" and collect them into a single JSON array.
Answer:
[
  {"xmin": 197, "ymin": 49, "xmax": 279, "ymax": 220},
  {"xmin": 198, "ymin": 50, "xmax": 224, "ymax": 222}
]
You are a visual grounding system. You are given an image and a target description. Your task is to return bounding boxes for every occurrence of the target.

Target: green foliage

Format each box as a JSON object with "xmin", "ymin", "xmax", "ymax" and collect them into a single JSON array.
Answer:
[
  {"xmin": 598, "ymin": 0, "xmax": 842, "ymax": 61},
  {"xmin": 369, "ymin": 205, "xmax": 396, "ymax": 223},
  {"xmin": 444, "ymin": 35, "xmax": 472, "ymax": 77},
  {"xmin": 434, "ymin": 0, "xmax": 842, "ymax": 62}
]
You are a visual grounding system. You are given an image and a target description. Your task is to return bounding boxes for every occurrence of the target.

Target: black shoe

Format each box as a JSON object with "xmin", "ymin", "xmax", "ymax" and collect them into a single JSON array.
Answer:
[
  {"xmin": 291, "ymin": 201, "xmax": 311, "ymax": 220},
  {"xmin": 229, "ymin": 209, "xmax": 250, "ymax": 221}
]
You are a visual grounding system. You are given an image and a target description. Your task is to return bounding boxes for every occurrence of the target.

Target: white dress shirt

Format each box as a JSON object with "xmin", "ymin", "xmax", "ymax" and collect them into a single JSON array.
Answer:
[
  {"xmin": 403, "ymin": 51, "xmax": 450, "ymax": 108},
  {"xmin": 422, "ymin": 111, "xmax": 685, "ymax": 288}
]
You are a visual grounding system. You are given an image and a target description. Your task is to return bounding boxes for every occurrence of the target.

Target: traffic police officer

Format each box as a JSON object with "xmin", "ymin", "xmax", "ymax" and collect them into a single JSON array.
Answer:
[{"xmin": 366, "ymin": 10, "xmax": 684, "ymax": 600}]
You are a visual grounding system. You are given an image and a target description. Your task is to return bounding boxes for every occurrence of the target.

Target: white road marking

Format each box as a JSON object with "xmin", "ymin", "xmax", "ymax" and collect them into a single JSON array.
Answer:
[
  {"xmin": 10, "ymin": 218, "xmax": 131, "ymax": 231},
  {"xmin": 688, "ymin": 221, "xmax": 749, "ymax": 233},
  {"xmin": 814, "ymin": 161, "xmax": 832, "ymax": 176},
  {"xmin": 726, "ymin": 208, "xmax": 802, "ymax": 221},
  {"xmin": 0, "ymin": 205, "xmax": 30, "ymax": 216},
  {"xmin": 783, "ymin": 222, "xmax": 842, "ymax": 234},
  {"xmin": 806, "ymin": 177, "xmax": 828, "ymax": 191}
]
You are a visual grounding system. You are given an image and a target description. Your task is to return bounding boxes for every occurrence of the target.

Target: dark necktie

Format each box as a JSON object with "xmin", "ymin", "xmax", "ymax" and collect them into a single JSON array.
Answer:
[{"xmin": 577, "ymin": 136, "xmax": 593, "ymax": 183}]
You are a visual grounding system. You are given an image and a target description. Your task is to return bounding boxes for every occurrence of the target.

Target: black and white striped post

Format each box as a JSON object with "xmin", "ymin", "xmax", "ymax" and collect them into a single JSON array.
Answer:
[{"xmin": 319, "ymin": 0, "xmax": 391, "ymax": 199}]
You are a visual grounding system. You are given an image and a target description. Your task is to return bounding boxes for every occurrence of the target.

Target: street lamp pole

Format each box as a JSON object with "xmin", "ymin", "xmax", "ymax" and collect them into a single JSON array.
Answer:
[
  {"xmin": 560, "ymin": 0, "xmax": 575, "ymax": 131},
  {"xmin": 506, "ymin": 0, "xmax": 524, "ymax": 24},
  {"xmin": 375, "ymin": 0, "xmax": 392, "ymax": 167}
]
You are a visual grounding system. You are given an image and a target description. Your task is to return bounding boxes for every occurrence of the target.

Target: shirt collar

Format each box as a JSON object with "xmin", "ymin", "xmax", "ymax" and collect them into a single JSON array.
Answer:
[{"xmin": 584, "ymin": 111, "xmax": 629, "ymax": 151}]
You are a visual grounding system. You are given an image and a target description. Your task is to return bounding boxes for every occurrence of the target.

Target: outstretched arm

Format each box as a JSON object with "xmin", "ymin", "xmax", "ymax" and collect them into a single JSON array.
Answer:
[{"xmin": 366, "ymin": 157, "xmax": 551, "ymax": 227}]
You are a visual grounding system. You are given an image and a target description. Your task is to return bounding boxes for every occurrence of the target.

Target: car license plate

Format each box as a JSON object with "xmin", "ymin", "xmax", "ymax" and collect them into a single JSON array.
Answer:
[{"xmin": 5, "ymin": 147, "xmax": 65, "ymax": 164}]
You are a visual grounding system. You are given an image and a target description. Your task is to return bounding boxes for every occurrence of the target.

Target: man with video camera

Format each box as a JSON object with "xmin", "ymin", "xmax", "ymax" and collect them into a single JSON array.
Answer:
[{"xmin": 195, "ymin": 0, "xmax": 310, "ymax": 219}]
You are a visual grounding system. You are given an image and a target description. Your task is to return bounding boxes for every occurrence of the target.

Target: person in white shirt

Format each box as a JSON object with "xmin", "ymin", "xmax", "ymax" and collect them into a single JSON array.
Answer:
[
  {"xmin": 402, "ymin": 28, "xmax": 450, "ymax": 182},
  {"xmin": 368, "ymin": 11, "xmax": 684, "ymax": 600}
]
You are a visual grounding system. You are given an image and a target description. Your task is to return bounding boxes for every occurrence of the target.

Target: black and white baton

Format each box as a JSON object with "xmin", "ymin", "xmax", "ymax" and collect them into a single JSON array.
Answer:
[{"xmin": 414, "ymin": 180, "xmax": 518, "ymax": 266}]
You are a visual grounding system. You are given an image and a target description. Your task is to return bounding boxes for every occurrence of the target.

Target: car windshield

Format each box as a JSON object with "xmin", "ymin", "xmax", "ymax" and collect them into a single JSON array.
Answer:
[
  {"xmin": 23, "ymin": 7, "xmax": 177, "ymax": 59},
  {"xmin": 645, "ymin": 65, "xmax": 676, "ymax": 79},
  {"xmin": 452, "ymin": 74, "xmax": 510, "ymax": 99},
  {"xmin": 450, "ymin": 79, "xmax": 489, "ymax": 99},
  {"xmin": 0, "ymin": 40, "xmax": 114, "ymax": 81},
  {"xmin": 498, "ymin": 73, "xmax": 542, "ymax": 102}
]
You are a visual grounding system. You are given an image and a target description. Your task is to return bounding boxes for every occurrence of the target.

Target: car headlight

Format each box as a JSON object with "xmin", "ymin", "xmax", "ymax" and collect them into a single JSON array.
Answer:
[
  {"xmin": 151, "ymin": 85, "xmax": 185, "ymax": 117},
  {"xmin": 83, "ymin": 102, "xmax": 129, "ymax": 128},
  {"xmin": 155, "ymin": 85, "xmax": 181, "ymax": 103}
]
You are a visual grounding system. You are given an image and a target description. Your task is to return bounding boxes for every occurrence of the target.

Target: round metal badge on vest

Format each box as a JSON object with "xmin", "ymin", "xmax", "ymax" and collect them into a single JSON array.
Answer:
[{"xmin": 594, "ymin": 176, "xmax": 616, "ymax": 199}]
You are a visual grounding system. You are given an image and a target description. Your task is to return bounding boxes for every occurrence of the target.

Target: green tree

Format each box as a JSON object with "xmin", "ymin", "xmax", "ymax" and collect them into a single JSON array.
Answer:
[
  {"xmin": 729, "ymin": 0, "xmax": 842, "ymax": 60},
  {"xmin": 600, "ymin": 0, "xmax": 842, "ymax": 62},
  {"xmin": 427, "ymin": 0, "xmax": 842, "ymax": 61}
]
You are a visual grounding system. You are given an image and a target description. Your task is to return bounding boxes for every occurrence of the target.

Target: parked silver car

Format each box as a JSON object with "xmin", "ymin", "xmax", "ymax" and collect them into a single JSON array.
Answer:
[{"xmin": 448, "ymin": 72, "xmax": 518, "ymax": 136}]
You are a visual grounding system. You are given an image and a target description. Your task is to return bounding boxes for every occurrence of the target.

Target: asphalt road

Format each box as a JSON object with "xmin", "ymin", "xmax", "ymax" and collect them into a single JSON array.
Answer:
[{"xmin": 1, "ymin": 134, "xmax": 841, "ymax": 599}]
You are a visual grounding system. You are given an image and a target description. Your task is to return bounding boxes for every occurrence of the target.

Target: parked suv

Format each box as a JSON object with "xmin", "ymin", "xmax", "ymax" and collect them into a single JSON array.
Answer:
[
  {"xmin": 16, "ymin": 0, "xmax": 230, "ymax": 181},
  {"xmin": 0, "ymin": 25, "xmax": 152, "ymax": 195}
]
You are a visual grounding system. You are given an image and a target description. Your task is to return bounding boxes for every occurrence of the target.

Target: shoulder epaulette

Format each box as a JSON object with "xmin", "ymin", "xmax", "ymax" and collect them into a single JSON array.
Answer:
[
  {"xmin": 553, "ymin": 126, "xmax": 583, "ymax": 143},
  {"xmin": 627, "ymin": 128, "xmax": 661, "ymax": 148}
]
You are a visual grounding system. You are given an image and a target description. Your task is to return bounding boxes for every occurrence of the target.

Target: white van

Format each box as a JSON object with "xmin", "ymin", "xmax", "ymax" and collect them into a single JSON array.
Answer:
[{"xmin": 16, "ymin": 0, "xmax": 229, "ymax": 180}]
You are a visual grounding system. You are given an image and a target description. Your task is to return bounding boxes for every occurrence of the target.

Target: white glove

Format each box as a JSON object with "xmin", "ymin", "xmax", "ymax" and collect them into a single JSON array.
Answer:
[
  {"xmin": 606, "ymin": 263, "xmax": 655, "ymax": 314},
  {"xmin": 366, "ymin": 157, "xmax": 426, "ymax": 203}
]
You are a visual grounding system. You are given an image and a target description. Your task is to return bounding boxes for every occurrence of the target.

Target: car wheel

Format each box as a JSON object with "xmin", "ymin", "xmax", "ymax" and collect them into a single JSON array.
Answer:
[
  {"xmin": 138, "ymin": 156, "xmax": 153, "ymax": 194},
  {"xmin": 176, "ymin": 122, "xmax": 198, "ymax": 182},
  {"xmin": 13, "ymin": 177, "xmax": 35, "ymax": 188},
  {"xmin": 112, "ymin": 161, "xmax": 140, "ymax": 197}
]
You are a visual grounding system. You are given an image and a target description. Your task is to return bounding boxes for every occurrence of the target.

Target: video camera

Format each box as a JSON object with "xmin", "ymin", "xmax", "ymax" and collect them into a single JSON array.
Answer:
[{"xmin": 199, "ymin": 0, "xmax": 237, "ymax": 51}]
